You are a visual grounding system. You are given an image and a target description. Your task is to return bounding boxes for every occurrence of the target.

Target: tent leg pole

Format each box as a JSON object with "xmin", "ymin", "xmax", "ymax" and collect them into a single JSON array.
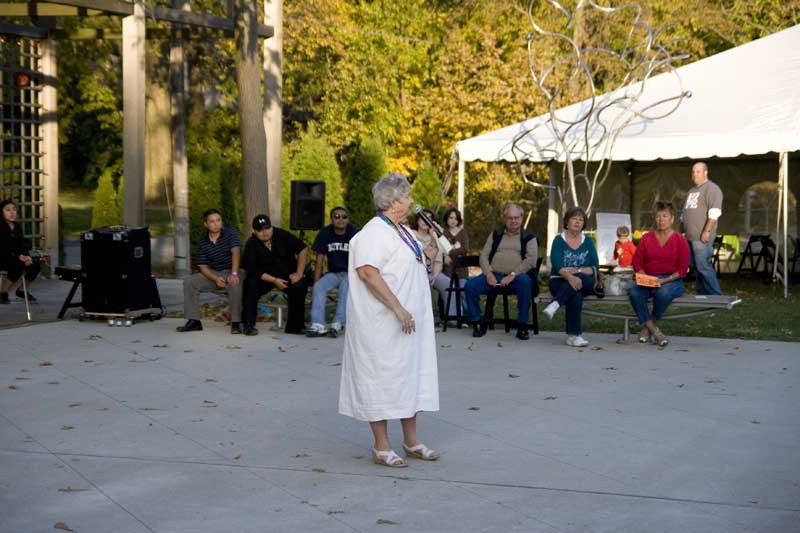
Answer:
[
  {"xmin": 547, "ymin": 164, "xmax": 560, "ymax": 260},
  {"xmin": 457, "ymin": 158, "xmax": 465, "ymax": 219},
  {"xmin": 782, "ymin": 152, "xmax": 789, "ymax": 299}
]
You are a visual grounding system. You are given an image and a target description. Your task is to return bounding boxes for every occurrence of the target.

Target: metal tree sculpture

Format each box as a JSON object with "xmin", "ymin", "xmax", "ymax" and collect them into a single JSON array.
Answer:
[{"xmin": 516, "ymin": 0, "xmax": 691, "ymax": 216}]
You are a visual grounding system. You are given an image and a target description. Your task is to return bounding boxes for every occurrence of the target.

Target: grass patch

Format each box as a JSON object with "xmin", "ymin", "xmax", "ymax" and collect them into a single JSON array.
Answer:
[
  {"xmin": 483, "ymin": 275, "xmax": 799, "ymax": 343},
  {"xmin": 60, "ymin": 187, "xmax": 174, "ymax": 238}
]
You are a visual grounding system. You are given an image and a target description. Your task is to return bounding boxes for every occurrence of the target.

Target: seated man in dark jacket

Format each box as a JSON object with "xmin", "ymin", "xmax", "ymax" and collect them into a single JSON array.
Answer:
[
  {"xmin": 464, "ymin": 203, "xmax": 538, "ymax": 340},
  {"xmin": 241, "ymin": 214, "xmax": 309, "ymax": 336},
  {"xmin": 0, "ymin": 199, "xmax": 40, "ymax": 304}
]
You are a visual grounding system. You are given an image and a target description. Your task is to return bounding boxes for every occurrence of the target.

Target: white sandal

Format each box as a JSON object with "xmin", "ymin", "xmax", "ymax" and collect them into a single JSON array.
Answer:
[
  {"xmin": 372, "ymin": 449, "xmax": 408, "ymax": 468},
  {"xmin": 403, "ymin": 443, "xmax": 439, "ymax": 461}
]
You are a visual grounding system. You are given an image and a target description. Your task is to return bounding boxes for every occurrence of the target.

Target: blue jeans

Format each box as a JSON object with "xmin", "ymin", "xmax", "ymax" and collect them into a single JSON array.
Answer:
[
  {"xmin": 549, "ymin": 273, "xmax": 595, "ymax": 336},
  {"xmin": 690, "ymin": 240, "xmax": 721, "ymax": 295},
  {"xmin": 310, "ymin": 272, "xmax": 348, "ymax": 325},
  {"xmin": 465, "ymin": 272, "xmax": 532, "ymax": 324},
  {"xmin": 628, "ymin": 275, "xmax": 685, "ymax": 325}
]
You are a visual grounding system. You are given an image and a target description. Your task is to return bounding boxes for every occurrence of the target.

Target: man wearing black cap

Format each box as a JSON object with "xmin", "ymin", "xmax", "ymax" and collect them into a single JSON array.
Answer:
[{"xmin": 241, "ymin": 214, "xmax": 309, "ymax": 335}]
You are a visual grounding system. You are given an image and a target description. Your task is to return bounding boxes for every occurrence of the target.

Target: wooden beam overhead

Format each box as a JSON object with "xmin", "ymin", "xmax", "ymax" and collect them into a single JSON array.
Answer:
[
  {"xmin": 6, "ymin": 1, "xmax": 273, "ymax": 38},
  {"xmin": 39, "ymin": 0, "xmax": 132, "ymax": 16},
  {"xmin": 0, "ymin": 3, "xmax": 102, "ymax": 16},
  {"xmin": 0, "ymin": 20, "xmax": 49, "ymax": 38}
]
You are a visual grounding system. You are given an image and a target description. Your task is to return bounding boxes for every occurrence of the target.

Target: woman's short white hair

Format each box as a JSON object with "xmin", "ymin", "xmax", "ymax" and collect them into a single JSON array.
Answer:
[{"xmin": 372, "ymin": 173, "xmax": 411, "ymax": 211}]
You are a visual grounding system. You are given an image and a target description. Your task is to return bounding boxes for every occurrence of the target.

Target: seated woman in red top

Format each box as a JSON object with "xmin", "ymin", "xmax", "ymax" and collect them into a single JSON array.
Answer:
[{"xmin": 628, "ymin": 201, "xmax": 690, "ymax": 347}]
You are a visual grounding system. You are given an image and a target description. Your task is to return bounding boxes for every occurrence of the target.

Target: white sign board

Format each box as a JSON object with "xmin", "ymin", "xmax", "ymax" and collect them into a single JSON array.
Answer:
[{"xmin": 595, "ymin": 212, "xmax": 632, "ymax": 265}]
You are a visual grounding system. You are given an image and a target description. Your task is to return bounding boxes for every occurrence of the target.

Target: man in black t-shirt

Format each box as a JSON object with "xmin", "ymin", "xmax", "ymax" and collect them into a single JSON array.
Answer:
[
  {"xmin": 306, "ymin": 207, "xmax": 358, "ymax": 337},
  {"xmin": 241, "ymin": 214, "xmax": 308, "ymax": 335}
]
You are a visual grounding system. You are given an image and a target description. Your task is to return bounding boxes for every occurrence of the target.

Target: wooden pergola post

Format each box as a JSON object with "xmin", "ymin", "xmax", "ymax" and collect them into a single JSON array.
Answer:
[
  {"xmin": 41, "ymin": 37, "xmax": 59, "ymax": 265},
  {"xmin": 122, "ymin": 0, "xmax": 146, "ymax": 227}
]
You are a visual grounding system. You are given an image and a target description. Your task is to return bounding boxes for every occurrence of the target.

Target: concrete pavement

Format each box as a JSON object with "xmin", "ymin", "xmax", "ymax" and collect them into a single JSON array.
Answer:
[{"xmin": 1, "ymin": 312, "xmax": 798, "ymax": 532}]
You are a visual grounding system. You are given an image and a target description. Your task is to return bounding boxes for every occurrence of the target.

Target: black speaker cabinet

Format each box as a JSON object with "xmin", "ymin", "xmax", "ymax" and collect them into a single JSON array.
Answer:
[
  {"xmin": 80, "ymin": 226, "xmax": 161, "ymax": 314},
  {"xmin": 290, "ymin": 180, "xmax": 326, "ymax": 230}
]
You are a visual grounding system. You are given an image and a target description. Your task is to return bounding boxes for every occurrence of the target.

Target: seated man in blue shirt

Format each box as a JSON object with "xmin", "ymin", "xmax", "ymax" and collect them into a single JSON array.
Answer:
[
  {"xmin": 177, "ymin": 209, "xmax": 244, "ymax": 334},
  {"xmin": 306, "ymin": 207, "xmax": 358, "ymax": 337}
]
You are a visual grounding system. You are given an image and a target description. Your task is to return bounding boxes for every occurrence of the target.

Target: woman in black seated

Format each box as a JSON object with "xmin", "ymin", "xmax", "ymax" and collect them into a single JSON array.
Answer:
[{"xmin": 0, "ymin": 199, "xmax": 40, "ymax": 304}]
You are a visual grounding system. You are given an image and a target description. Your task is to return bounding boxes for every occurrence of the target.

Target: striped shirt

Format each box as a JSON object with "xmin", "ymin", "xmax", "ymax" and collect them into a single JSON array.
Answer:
[{"xmin": 196, "ymin": 227, "xmax": 241, "ymax": 271}]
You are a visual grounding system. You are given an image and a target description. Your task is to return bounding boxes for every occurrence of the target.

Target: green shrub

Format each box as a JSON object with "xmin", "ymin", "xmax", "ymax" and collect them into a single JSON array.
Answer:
[
  {"xmin": 90, "ymin": 167, "xmax": 123, "ymax": 228},
  {"xmin": 411, "ymin": 158, "xmax": 441, "ymax": 213},
  {"xmin": 347, "ymin": 136, "xmax": 387, "ymax": 227}
]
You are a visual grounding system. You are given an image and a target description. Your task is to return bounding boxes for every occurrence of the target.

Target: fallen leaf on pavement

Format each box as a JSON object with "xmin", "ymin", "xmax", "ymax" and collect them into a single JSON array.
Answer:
[
  {"xmin": 68, "ymin": 403, "xmax": 81, "ymax": 408},
  {"xmin": 467, "ymin": 342, "xmax": 476, "ymax": 351},
  {"xmin": 312, "ymin": 468, "xmax": 326, "ymax": 473},
  {"xmin": 543, "ymin": 396, "xmax": 558, "ymax": 400},
  {"xmin": 61, "ymin": 425, "xmax": 74, "ymax": 430},
  {"xmin": 497, "ymin": 342, "xmax": 503, "ymax": 348},
  {"xmin": 294, "ymin": 453, "xmax": 311, "ymax": 458},
  {"xmin": 225, "ymin": 345, "xmax": 241, "ymax": 350},
  {"xmin": 467, "ymin": 406, "xmax": 480, "ymax": 411},
  {"xmin": 440, "ymin": 344, "xmax": 452, "ymax": 348},
  {"xmin": 377, "ymin": 519, "xmax": 400, "ymax": 525},
  {"xmin": 330, "ymin": 362, "xmax": 341, "ymax": 366},
  {"xmin": 8, "ymin": 385, "xmax": 18, "ymax": 390},
  {"xmin": 234, "ymin": 454, "xmax": 242, "ymax": 460},
  {"xmin": 205, "ymin": 378, "xmax": 218, "ymax": 383},
  {"xmin": 58, "ymin": 487, "xmax": 88, "ymax": 493},
  {"xmin": 508, "ymin": 374, "xmax": 519, "ymax": 378},
  {"xmin": 39, "ymin": 361, "xmax": 52, "ymax": 366},
  {"xmin": 15, "ymin": 377, "xmax": 30, "ymax": 380},
  {"xmin": 152, "ymin": 344, "xmax": 168, "ymax": 348},
  {"xmin": 54, "ymin": 522, "xmax": 74, "ymax": 531}
]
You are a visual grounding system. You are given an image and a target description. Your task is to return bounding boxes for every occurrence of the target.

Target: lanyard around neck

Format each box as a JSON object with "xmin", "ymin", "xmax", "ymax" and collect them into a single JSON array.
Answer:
[{"xmin": 380, "ymin": 214, "xmax": 423, "ymax": 264}]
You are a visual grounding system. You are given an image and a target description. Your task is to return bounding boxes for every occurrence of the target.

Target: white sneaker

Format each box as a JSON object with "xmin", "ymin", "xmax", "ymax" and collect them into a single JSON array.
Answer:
[
  {"xmin": 543, "ymin": 301, "xmax": 560, "ymax": 319},
  {"xmin": 566, "ymin": 335, "xmax": 589, "ymax": 347},
  {"xmin": 305, "ymin": 323, "xmax": 328, "ymax": 337},
  {"xmin": 328, "ymin": 322, "xmax": 343, "ymax": 338}
]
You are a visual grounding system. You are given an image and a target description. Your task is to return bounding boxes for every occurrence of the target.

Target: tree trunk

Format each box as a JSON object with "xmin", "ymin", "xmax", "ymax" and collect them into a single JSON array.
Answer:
[
  {"xmin": 146, "ymin": 81, "xmax": 172, "ymax": 202},
  {"xmin": 263, "ymin": 0, "xmax": 283, "ymax": 223},
  {"xmin": 170, "ymin": 0, "xmax": 190, "ymax": 277},
  {"xmin": 235, "ymin": 0, "xmax": 269, "ymax": 226}
]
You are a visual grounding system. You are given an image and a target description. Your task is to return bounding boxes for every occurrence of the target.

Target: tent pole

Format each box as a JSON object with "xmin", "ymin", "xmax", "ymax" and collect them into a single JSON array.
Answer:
[
  {"xmin": 457, "ymin": 157, "xmax": 465, "ymax": 219},
  {"xmin": 782, "ymin": 152, "xmax": 789, "ymax": 299},
  {"xmin": 547, "ymin": 163, "xmax": 560, "ymax": 261}
]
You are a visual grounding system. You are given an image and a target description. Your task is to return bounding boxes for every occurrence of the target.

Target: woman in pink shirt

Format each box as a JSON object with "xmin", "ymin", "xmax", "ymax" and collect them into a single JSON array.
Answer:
[{"xmin": 629, "ymin": 201, "xmax": 690, "ymax": 346}]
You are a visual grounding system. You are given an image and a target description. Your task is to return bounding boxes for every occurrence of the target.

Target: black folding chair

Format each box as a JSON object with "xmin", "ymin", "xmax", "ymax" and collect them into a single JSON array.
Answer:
[
  {"xmin": 484, "ymin": 257, "xmax": 543, "ymax": 335},
  {"xmin": 441, "ymin": 255, "xmax": 480, "ymax": 332}
]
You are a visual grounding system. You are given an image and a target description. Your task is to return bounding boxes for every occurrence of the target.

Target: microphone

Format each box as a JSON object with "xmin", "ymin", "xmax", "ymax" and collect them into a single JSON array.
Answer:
[{"xmin": 412, "ymin": 204, "xmax": 453, "ymax": 254}]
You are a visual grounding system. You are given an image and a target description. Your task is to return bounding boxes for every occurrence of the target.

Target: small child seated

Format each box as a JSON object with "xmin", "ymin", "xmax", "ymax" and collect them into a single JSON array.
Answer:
[{"xmin": 613, "ymin": 225, "xmax": 636, "ymax": 268}]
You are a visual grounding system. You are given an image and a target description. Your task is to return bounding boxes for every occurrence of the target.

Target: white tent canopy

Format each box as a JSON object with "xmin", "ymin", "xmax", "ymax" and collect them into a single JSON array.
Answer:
[
  {"xmin": 453, "ymin": 25, "xmax": 800, "ymax": 296},
  {"xmin": 455, "ymin": 24, "xmax": 800, "ymax": 167}
]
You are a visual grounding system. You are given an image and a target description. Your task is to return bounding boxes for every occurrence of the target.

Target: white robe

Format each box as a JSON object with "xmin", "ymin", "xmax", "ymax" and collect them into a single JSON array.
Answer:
[{"xmin": 338, "ymin": 217, "xmax": 439, "ymax": 422}]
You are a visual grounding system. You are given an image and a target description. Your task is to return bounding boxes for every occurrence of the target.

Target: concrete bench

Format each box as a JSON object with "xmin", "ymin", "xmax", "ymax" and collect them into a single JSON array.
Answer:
[{"xmin": 534, "ymin": 293, "xmax": 743, "ymax": 342}]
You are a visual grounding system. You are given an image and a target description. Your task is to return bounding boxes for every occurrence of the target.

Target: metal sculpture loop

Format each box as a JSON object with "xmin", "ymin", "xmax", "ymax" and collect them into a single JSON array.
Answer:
[{"xmin": 517, "ymin": 0, "xmax": 690, "ymax": 215}]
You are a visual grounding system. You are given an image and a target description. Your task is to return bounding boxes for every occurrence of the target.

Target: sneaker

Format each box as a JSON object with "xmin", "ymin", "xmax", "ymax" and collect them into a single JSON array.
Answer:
[
  {"xmin": 16, "ymin": 289, "xmax": 36, "ymax": 302},
  {"xmin": 516, "ymin": 326, "xmax": 529, "ymax": 340},
  {"xmin": 543, "ymin": 301, "xmax": 560, "ymax": 319},
  {"xmin": 566, "ymin": 335, "xmax": 589, "ymax": 347},
  {"xmin": 176, "ymin": 319, "xmax": 203, "ymax": 332},
  {"xmin": 0, "ymin": 292, "xmax": 8, "ymax": 305},
  {"xmin": 243, "ymin": 323, "xmax": 259, "ymax": 336},
  {"xmin": 472, "ymin": 319, "xmax": 487, "ymax": 338},
  {"xmin": 328, "ymin": 322, "xmax": 343, "ymax": 338},
  {"xmin": 305, "ymin": 323, "xmax": 328, "ymax": 337},
  {"xmin": 230, "ymin": 322, "xmax": 242, "ymax": 335}
]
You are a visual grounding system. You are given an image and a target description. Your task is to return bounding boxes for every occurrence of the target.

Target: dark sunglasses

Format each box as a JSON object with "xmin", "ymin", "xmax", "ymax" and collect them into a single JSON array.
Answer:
[{"xmin": 333, "ymin": 214, "xmax": 348, "ymax": 219}]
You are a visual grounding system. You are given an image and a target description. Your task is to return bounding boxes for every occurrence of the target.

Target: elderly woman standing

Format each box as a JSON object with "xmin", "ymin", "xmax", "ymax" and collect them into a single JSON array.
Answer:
[
  {"xmin": 629, "ymin": 201, "xmax": 690, "ymax": 347},
  {"xmin": 543, "ymin": 207, "xmax": 599, "ymax": 347},
  {"xmin": 339, "ymin": 173, "xmax": 440, "ymax": 468}
]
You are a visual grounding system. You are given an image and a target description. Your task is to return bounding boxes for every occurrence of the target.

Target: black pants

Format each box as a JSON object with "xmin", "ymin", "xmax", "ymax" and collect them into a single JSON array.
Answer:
[
  {"xmin": 1, "ymin": 260, "xmax": 40, "ymax": 285},
  {"xmin": 242, "ymin": 277, "xmax": 308, "ymax": 333}
]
